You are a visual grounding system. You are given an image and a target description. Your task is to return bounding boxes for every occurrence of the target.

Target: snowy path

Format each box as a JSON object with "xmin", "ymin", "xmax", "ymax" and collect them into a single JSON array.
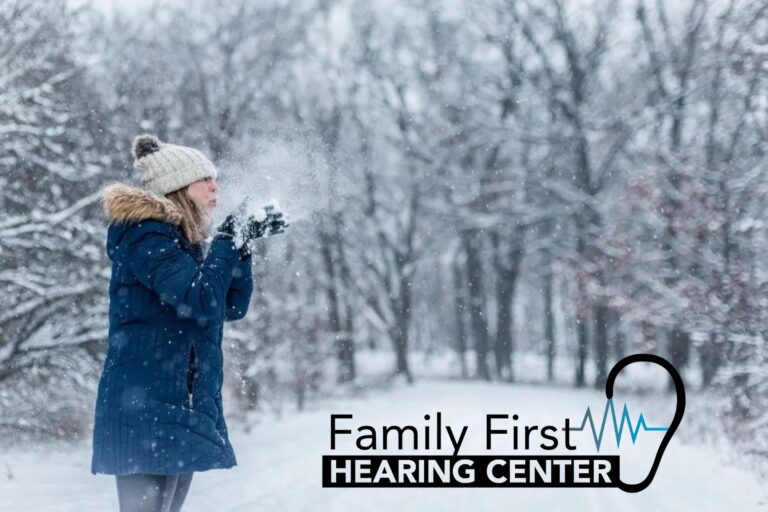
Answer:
[{"xmin": 0, "ymin": 380, "xmax": 765, "ymax": 511}]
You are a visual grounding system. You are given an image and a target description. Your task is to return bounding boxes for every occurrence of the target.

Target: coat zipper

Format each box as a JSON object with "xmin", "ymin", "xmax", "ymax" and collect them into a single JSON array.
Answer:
[{"xmin": 187, "ymin": 342, "xmax": 198, "ymax": 408}]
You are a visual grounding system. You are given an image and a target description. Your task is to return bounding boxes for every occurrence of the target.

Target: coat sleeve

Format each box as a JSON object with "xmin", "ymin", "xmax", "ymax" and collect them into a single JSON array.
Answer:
[
  {"xmin": 126, "ymin": 227, "xmax": 242, "ymax": 322},
  {"xmin": 224, "ymin": 254, "xmax": 253, "ymax": 321}
]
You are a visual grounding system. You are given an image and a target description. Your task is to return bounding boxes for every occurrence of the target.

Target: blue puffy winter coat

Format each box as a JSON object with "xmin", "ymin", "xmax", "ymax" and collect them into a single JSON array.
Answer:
[{"xmin": 91, "ymin": 183, "xmax": 253, "ymax": 476}]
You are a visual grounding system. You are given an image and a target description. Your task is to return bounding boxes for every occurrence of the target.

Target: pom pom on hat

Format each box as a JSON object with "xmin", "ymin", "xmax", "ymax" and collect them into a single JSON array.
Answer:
[{"xmin": 132, "ymin": 134, "xmax": 162, "ymax": 160}]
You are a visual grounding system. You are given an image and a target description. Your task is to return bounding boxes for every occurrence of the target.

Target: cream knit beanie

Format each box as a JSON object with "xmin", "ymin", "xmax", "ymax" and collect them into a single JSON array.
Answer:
[{"xmin": 131, "ymin": 134, "xmax": 218, "ymax": 196}]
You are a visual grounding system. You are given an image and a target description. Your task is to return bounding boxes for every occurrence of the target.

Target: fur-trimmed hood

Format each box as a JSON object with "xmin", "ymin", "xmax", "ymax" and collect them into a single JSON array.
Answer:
[{"xmin": 101, "ymin": 182, "xmax": 182, "ymax": 225}]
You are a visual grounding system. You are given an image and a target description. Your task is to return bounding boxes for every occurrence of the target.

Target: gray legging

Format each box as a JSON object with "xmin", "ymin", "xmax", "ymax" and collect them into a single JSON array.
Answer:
[{"xmin": 115, "ymin": 473, "xmax": 194, "ymax": 512}]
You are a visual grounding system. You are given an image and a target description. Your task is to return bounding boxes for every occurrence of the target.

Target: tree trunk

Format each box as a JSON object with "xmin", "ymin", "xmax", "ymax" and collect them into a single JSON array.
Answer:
[
  {"xmin": 491, "ymin": 230, "xmax": 523, "ymax": 382},
  {"xmin": 390, "ymin": 269, "xmax": 414, "ymax": 383},
  {"xmin": 543, "ymin": 263, "xmax": 556, "ymax": 382},
  {"xmin": 391, "ymin": 330, "xmax": 413, "ymax": 383},
  {"xmin": 494, "ymin": 282, "xmax": 514, "ymax": 381},
  {"xmin": 337, "ymin": 236, "xmax": 357, "ymax": 383},
  {"xmin": 452, "ymin": 260, "xmax": 469, "ymax": 379},
  {"xmin": 320, "ymin": 232, "xmax": 353, "ymax": 383},
  {"xmin": 575, "ymin": 220, "xmax": 589, "ymax": 388},
  {"xmin": 462, "ymin": 230, "xmax": 490, "ymax": 380},
  {"xmin": 610, "ymin": 308, "xmax": 626, "ymax": 361},
  {"xmin": 667, "ymin": 327, "xmax": 690, "ymax": 391},
  {"xmin": 593, "ymin": 302, "xmax": 609, "ymax": 388},
  {"xmin": 340, "ymin": 304, "xmax": 356, "ymax": 383},
  {"xmin": 575, "ymin": 311, "xmax": 588, "ymax": 388},
  {"xmin": 700, "ymin": 332, "xmax": 721, "ymax": 388}
]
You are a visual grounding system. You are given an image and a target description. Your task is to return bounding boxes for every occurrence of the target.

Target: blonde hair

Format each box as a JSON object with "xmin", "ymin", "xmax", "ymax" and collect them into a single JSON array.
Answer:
[{"xmin": 165, "ymin": 187, "xmax": 209, "ymax": 244}]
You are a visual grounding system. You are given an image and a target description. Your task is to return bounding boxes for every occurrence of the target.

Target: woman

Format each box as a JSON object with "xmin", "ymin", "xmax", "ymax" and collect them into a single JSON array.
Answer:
[{"xmin": 91, "ymin": 134, "xmax": 286, "ymax": 512}]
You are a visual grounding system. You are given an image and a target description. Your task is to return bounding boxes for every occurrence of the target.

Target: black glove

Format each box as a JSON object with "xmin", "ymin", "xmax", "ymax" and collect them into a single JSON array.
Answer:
[
  {"xmin": 216, "ymin": 213, "xmax": 237, "ymax": 239},
  {"xmin": 239, "ymin": 205, "xmax": 290, "ymax": 257},
  {"xmin": 216, "ymin": 197, "xmax": 248, "ymax": 237},
  {"xmin": 263, "ymin": 205, "xmax": 289, "ymax": 236},
  {"xmin": 244, "ymin": 205, "xmax": 289, "ymax": 239},
  {"xmin": 215, "ymin": 198, "xmax": 253, "ymax": 259}
]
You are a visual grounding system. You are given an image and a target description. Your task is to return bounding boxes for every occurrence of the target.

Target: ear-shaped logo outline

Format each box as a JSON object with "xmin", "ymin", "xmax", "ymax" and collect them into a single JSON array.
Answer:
[{"xmin": 606, "ymin": 354, "xmax": 686, "ymax": 493}]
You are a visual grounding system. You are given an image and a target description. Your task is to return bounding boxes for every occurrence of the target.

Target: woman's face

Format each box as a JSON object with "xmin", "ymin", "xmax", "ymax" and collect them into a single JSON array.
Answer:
[{"xmin": 186, "ymin": 177, "xmax": 218, "ymax": 216}]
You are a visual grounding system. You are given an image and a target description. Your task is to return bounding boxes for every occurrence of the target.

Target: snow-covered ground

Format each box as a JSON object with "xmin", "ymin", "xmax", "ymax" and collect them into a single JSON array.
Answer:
[{"xmin": 0, "ymin": 379, "xmax": 765, "ymax": 511}]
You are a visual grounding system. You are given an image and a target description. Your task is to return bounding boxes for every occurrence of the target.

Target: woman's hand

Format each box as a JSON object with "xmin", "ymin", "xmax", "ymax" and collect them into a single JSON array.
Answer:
[
  {"xmin": 215, "ymin": 197, "xmax": 249, "ymax": 240},
  {"xmin": 261, "ymin": 205, "xmax": 289, "ymax": 236},
  {"xmin": 239, "ymin": 205, "xmax": 289, "ymax": 257},
  {"xmin": 215, "ymin": 200, "xmax": 288, "ymax": 258}
]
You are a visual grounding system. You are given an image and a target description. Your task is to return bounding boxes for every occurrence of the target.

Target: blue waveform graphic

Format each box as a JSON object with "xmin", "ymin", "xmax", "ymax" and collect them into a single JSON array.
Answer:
[{"xmin": 569, "ymin": 399, "xmax": 669, "ymax": 451}]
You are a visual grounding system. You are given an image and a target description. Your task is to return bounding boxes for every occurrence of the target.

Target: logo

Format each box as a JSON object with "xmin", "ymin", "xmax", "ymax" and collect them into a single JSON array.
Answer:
[
  {"xmin": 569, "ymin": 399, "xmax": 669, "ymax": 452},
  {"xmin": 322, "ymin": 354, "xmax": 686, "ymax": 493}
]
